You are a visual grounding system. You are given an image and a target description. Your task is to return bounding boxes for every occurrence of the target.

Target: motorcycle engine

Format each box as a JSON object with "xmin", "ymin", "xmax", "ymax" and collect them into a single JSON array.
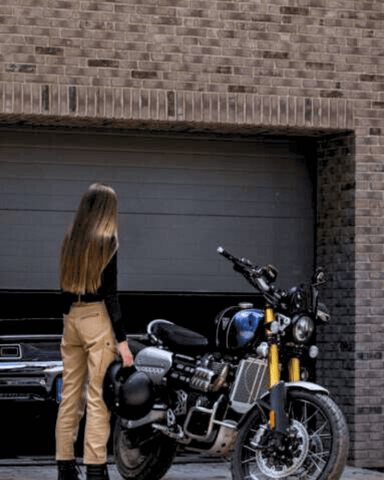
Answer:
[
  {"xmin": 169, "ymin": 353, "xmax": 229, "ymax": 393},
  {"xmin": 134, "ymin": 347, "xmax": 228, "ymax": 394},
  {"xmin": 132, "ymin": 348, "xmax": 231, "ymax": 444}
]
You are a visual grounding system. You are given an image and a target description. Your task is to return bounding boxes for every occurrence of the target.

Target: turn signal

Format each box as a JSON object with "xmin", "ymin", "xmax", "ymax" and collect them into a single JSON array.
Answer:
[{"xmin": 309, "ymin": 346, "xmax": 319, "ymax": 359}]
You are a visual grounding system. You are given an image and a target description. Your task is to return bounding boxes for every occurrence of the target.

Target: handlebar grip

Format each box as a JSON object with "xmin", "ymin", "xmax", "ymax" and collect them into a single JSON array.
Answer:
[
  {"xmin": 217, "ymin": 246, "xmax": 251, "ymax": 267},
  {"xmin": 217, "ymin": 246, "xmax": 232, "ymax": 260}
]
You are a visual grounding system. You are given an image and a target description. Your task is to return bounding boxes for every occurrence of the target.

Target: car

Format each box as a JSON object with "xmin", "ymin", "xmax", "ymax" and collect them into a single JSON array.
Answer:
[{"xmin": 0, "ymin": 332, "xmax": 63, "ymax": 403}]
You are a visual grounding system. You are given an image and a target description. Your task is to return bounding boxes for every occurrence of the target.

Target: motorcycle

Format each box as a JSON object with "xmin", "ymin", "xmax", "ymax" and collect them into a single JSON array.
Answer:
[{"xmin": 103, "ymin": 246, "xmax": 349, "ymax": 480}]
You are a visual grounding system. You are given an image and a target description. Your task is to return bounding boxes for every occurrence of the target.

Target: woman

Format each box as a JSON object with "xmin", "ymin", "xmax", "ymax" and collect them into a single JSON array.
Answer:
[{"xmin": 56, "ymin": 183, "xmax": 133, "ymax": 480}]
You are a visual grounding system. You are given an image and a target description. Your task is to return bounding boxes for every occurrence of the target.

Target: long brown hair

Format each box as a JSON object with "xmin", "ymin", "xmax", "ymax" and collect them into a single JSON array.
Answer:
[{"xmin": 60, "ymin": 183, "xmax": 119, "ymax": 294}]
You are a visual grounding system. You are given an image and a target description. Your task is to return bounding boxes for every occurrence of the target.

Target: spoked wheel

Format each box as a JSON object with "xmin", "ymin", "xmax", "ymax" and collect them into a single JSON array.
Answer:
[
  {"xmin": 114, "ymin": 420, "xmax": 177, "ymax": 480},
  {"xmin": 231, "ymin": 390, "xmax": 349, "ymax": 480}
]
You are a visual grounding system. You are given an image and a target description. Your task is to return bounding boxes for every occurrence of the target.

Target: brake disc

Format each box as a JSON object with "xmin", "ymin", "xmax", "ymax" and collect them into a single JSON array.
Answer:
[{"xmin": 255, "ymin": 420, "xmax": 309, "ymax": 479}]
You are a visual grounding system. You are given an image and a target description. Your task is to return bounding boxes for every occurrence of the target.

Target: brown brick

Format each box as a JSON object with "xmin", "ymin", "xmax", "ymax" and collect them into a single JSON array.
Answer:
[
  {"xmin": 132, "ymin": 71, "xmax": 158, "ymax": 79},
  {"xmin": 95, "ymin": 87, "xmax": 104, "ymax": 116},
  {"xmin": 306, "ymin": 62, "xmax": 335, "ymax": 71},
  {"xmin": 166, "ymin": 90, "xmax": 175, "ymax": 117},
  {"xmin": 68, "ymin": 85, "xmax": 76, "ymax": 112},
  {"xmin": 35, "ymin": 46, "xmax": 63, "ymax": 55},
  {"xmin": 120, "ymin": 88, "xmax": 130, "ymax": 118},
  {"xmin": 280, "ymin": 7, "xmax": 309, "ymax": 16},
  {"xmin": 41, "ymin": 84, "xmax": 49, "ymax": 112},
  {"xmin": 154, "ymin": 89, "xmax": 163, "ymax": 120},
  {"xmin": 21, "ymin": 83, "xmax": 31, "ymax": 114},
  {"xmin": 320, "ymin": 90, "xmax": 344, "ymax": 98},
  {"xmin": 338, "ymin": 99, "xmax": 347, "ymax": 129},
  {"xmin": 228, "ymin": 85, "xmax": 257, "ymax": 94},
  {"xmin": 305, "ymin": 97, "xmax": 312, "ymax": 126},
  {"xmin": 88, "ymin": 59, "xmax": 119, "ymax": 68},
  {"xmin": 32, "ymin": 83, "xmax": 41, "ymax": 114},
  {"xmin": 217, "ymin": 93, "xmax": 226, "ymax": 123},
  {"xmin": 360, "ymin": 74, "xmax": 377, "ymax": 82},
  {"xmin": 6, "ymin": 63, "xmax": 36, "ymax": 73},
  {"xmin": 228, "ymin": 93, "xmax": 236, "ymax": 123},
  {"xmin": 263, "ymin": 51, "xmax": 289, "ymax": 60},
  {"xmin": 202, "ymin": 92, "xmax": 209, "ymax": 122},
  {"xmin": 296, "ymin": 96, "xmax": 304, "ymax": 127}
]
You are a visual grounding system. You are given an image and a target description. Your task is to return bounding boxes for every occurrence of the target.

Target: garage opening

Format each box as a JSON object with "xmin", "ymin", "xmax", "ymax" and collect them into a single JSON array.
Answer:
[{"xmin": 0, "ymin": 129, "xmax": 317, "ymax": 333}]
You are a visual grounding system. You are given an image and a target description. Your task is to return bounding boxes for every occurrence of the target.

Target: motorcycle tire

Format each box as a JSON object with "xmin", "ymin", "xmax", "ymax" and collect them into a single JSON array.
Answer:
[
  {"xmin": 113, "ymin": 420, "xmax": 178, "ymax": 480},
  {"xmin": 231, "ymin": 390, "xmax": 349, "ymax": 480}
]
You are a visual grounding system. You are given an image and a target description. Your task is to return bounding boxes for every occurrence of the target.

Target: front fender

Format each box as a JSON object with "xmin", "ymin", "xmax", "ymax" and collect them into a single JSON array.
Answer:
[
  {"xmin": 258, "ymin": 382, "xmax": 329, "ymax": 403},
  {"xmin": 237, "ymin": 381, "xmax": 329, "ymax": 430},
  {"xmin": 258, "ymin": 381, "xmax": 329, "ymax": 403},
  {"xmin": 279, "ymin": 381, "xmax": 329, "ymax": 395}
]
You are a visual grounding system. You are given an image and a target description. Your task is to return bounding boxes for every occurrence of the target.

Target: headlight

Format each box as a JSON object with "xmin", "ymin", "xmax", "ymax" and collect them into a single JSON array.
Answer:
[{"xmin": 292, "ymin": 316, "xmax": 314, "ymax": 344}]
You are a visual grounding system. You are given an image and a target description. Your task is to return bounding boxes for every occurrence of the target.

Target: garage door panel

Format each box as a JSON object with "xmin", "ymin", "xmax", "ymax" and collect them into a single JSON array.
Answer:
[
  {"xmin": 0, "ymin": 240, "xmax": 59, "ymax": 258},
  {"xmin": 1, "ymin": 180, "xmax": 313, "ymax": 219},
  {"xmin": 1, "ymin": 159, "xmax": 306, "ymax": 191},
  {"xmin": 0, "ymin": 131, "xmax": 307, "ymax": 164},
  {"xmin": 119, "ymin": 199, "xmax": 312, "ymax": 218},
  {"xmin": 2, "ymin": 272, "xmax": 59, "ymax": 290}
]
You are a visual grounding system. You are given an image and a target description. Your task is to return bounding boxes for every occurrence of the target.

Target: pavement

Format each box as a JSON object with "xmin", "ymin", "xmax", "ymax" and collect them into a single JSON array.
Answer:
[{"xmin": 0, "ymin": 458, "xmax": 383, "ymax": 480}]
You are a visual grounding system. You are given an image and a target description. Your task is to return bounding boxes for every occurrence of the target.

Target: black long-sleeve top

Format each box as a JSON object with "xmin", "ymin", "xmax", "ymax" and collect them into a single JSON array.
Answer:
[{"xmin": 62, "ymin": 253, "xmax": 126, "ymax": 343}]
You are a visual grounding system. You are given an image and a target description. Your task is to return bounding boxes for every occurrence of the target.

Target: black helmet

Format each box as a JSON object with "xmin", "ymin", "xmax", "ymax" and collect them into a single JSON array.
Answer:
[{"xmin": 103, "ymin": 359, "xmax": 154, "ymax": 420}]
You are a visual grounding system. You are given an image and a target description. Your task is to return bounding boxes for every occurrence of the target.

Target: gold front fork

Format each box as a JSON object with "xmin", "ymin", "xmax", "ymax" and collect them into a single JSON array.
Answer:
[
  {"xmin": 289, "ymin": 358, "xmax": 301, "ymax": 382},
  {"xmin": 266, "ymin": 307, "xmax": 280, "ymax": 428}
]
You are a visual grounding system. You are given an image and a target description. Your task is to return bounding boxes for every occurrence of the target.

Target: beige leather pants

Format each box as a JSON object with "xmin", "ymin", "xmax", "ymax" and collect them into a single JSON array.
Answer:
[{"xmin": 55, "ymin": 301, "xmax": 117, "ymax": 465}]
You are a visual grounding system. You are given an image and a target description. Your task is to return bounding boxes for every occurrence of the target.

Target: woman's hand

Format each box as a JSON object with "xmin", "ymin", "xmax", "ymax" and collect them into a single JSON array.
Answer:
[{"xmin": 118, "ymin": 340, "xmax": 134, "ymax": 367}]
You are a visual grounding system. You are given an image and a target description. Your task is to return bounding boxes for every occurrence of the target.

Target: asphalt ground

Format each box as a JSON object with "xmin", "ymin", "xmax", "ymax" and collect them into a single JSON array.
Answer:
[{"xmin": 0, "ymin": 458, "xmax": 383, "ymax": 480}]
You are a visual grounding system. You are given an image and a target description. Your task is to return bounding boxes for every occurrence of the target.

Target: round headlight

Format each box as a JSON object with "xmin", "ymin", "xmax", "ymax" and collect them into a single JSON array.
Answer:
[{"xmin": 293, "ymin": 316, "xmax": 314, "ymax": 344}]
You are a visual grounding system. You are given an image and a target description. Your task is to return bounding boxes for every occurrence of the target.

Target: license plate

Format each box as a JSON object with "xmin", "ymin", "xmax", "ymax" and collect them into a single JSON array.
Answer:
[{"xmin": 56, "ymin": 377, "xmax": 63, "ymax": 402}]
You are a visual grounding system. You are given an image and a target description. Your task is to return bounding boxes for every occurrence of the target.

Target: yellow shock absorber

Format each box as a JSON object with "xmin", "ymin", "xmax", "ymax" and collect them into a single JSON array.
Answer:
[
  {"xmin": 265, "ymin": 307, "xmax": 274, "ymax": 325},
  {"xmin": 268, "ymin": 344, "xmax": 280, "ymax": 429},
  {"xmin": 265, "ymin": 307, "xmax": 280, "ymax": 429},
  {"xmin": 268, "ymin": 344, "xmax": 280, "ymax": 389},
  {"xmin": 289, "ymin": 358, "xmax": 301, "ymax": 382}
]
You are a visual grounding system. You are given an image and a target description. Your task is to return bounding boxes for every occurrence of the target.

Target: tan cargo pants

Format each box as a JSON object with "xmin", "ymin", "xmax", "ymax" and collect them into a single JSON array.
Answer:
[{"xmin": 55, "ymin": 301, "xmax": 117, "ymax": 465}]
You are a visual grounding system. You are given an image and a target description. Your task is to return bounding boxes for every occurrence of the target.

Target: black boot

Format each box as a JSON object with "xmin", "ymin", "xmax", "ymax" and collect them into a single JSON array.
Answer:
[
  {"xmin": 58, "ymin": 460, "xmax": 82, "ymax": 480},
  {"xmin": 86, "ymin": 464, "xmax": 109, "ymax": 480}
]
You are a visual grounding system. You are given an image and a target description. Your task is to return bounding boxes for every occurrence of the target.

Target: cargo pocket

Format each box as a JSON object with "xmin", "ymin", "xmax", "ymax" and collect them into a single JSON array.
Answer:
[{"xmin": 96, "ymin": 338, "xmax": 117, "ymax": 380}]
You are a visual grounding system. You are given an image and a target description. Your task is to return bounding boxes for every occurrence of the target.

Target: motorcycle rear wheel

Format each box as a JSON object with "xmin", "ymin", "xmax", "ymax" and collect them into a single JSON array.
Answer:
[
  {"xmin": 231, "ymin": 390, "xmax": 349, "ymax": 480},
  {"xmin": 113, "ymin": 420, "xmax": 177, "ymax": 480}
]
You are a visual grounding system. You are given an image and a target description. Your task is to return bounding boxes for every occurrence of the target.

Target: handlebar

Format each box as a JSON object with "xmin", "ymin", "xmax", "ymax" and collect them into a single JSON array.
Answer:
[
  {"xmin": 217, "ymin": 246, "xmax": 282, "ymax": 305},
  {"xmin": 218, "ymin": 246, "xmax": 327, "ymax": 315},
  {"xmin": 217, "ymin": 246, "xmax": 255, "ymax": 269}
]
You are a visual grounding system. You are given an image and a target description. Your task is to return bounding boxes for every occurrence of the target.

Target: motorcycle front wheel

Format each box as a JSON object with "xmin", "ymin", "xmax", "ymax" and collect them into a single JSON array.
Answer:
[
  {"xmin": 113, "ymin": 420, "xmax": 177, "ymax": 480},
  {"xmin": 231, "ymin": 390, "xmax": 349, "ymax": 480}
]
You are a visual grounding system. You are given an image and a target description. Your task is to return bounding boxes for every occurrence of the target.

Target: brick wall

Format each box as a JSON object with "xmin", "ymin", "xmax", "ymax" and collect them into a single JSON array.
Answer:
[
  {"xmin": 1, "ymin": 0, "xmax": 384, "ymax": 468},
  {"xmin": 0, "ymin": 0, "xmax": 361, "ymax": 128},
  {"xmin": 316, "ymin": 133, "xmax": 358, "ymax": 461}
]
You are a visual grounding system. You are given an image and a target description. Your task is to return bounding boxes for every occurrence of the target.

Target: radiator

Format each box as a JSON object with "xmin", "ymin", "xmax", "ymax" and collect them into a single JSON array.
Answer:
[{"xmin": 229, "ymin": 357, "xmax": 268, "ymax": 414}]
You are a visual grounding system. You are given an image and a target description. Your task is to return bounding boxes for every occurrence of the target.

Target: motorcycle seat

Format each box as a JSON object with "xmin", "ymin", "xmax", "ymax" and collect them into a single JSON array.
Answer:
[{"xmin": 150, "ymin": 320, "xmax": 209, "ymax": 355}]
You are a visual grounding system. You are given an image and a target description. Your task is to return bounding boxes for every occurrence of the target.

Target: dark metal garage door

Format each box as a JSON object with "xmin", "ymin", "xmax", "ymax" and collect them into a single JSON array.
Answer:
[{"xmin": 0, "ymin": 130, "xmax": 314, "ymax": 293}]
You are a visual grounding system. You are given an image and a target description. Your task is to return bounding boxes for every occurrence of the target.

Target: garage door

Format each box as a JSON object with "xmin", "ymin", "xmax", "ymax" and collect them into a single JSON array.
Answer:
[{"xmin": 0, "ymin": 130, "xmax": 314, "ymax": 293}]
